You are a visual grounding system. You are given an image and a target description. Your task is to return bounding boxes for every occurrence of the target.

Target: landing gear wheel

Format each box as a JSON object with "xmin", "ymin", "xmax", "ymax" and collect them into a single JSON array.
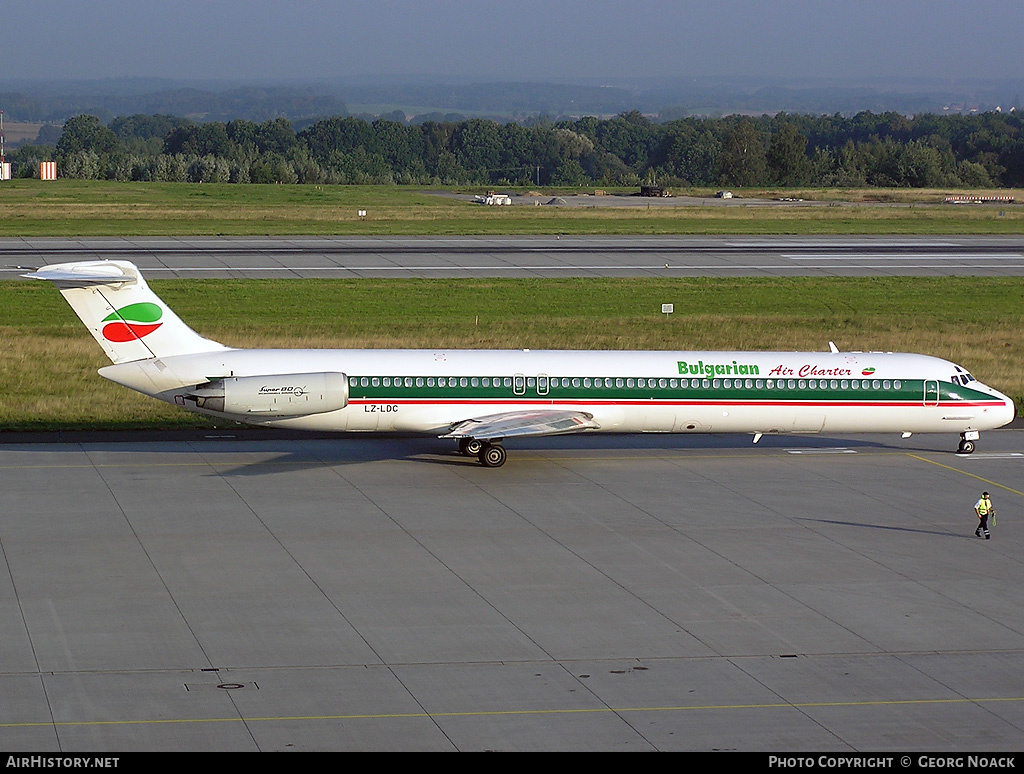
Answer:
[
  {"xmin": 478, "ymin": 443, "xmax": 507, "ymax": 468},
  {"xmin": 459, "ymin": 438, "xmax": 483, "ymax": 457},
  {"xmin": 957, "ymin": 439, "xmax": 976, "ymax": 454}
]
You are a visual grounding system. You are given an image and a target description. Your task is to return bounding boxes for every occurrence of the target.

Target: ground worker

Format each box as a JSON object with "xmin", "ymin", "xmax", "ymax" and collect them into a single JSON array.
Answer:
[{"xmin": 974, "ymin": 491, "xmax": 995, "ymax": 539}]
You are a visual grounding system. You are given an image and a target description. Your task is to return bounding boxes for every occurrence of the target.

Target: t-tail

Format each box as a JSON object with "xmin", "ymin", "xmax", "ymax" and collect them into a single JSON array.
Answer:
[{"xmin": 23, "ymin": 260, "xmax": 228, "ymax": 363}]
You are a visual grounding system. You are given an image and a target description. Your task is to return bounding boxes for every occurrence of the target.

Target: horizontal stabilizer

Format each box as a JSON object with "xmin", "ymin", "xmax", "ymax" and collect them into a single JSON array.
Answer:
[
  {"xmin": 23, "ymin": 262, "xmax": 138, "ymax": 285},
  {"xmin": 442, "ymin": 409, "xmax": 600, "ymax": 441}
]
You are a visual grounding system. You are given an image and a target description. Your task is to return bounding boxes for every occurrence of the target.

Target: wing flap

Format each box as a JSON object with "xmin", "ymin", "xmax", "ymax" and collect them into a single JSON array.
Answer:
[{"xmin": 442, "ymin": 409, "xmax": 600, "ymax": 441}]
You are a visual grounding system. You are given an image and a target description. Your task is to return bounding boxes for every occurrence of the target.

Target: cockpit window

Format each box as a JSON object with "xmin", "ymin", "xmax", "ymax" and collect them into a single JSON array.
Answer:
[{"xmin": 951, "ymin": 366, "xmax": 976, "ymax": 385}]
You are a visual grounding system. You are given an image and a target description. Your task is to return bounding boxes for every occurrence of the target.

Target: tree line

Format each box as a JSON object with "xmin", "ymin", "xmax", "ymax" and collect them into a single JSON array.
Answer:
[{"xmin": 9, "ymin": 109, "xmax": 1024, "ymax": 188}]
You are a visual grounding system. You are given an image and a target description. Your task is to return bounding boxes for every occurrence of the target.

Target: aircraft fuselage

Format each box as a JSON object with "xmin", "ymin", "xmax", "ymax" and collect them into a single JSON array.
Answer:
[{"xmin": 99, "ymin": 347, "xmax": 1014, "ymax": 438}]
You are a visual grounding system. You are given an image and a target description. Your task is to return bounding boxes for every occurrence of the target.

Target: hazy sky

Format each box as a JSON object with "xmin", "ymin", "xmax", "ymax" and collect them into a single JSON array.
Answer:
[{"xmin": 4, "ymin": 0, "xmax": 1024, "ymax": 83}]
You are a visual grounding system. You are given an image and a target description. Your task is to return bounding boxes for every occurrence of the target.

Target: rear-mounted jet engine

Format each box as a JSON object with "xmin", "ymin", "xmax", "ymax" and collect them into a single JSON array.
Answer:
[{"xmin": 182, "ymin": 372, "xmax": 349, "ymax": 416}]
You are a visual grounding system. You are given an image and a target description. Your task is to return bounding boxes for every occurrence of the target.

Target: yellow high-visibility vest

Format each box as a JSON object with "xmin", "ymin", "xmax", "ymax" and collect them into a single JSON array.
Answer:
[{"xmin": 978, "ymin": 498, "xmax": 993, "ymax": 514}]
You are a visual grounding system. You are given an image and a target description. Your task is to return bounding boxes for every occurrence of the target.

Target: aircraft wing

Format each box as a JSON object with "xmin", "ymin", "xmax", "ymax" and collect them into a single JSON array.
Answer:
[{"xmin": 441, "ymin": 409, "xmax": 600, "ymax": 441}]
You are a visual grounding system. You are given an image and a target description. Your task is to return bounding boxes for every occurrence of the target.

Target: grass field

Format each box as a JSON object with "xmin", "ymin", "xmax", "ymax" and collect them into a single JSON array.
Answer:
[
  {"xmin": 0, "ymin": 179, "xmax": 1022, "ymax": 235},
  {"xmin": 2, "ymin": 275, "xmax": 1023, "ymax": 430}
]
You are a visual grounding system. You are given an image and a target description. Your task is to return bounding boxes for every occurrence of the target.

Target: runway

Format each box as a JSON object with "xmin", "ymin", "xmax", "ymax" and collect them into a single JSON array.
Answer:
[
  {"xmin": 2, "ymin": 234, "xmax": 1024, "ymax": 277},
  {"xmin": 2, "ymin": 428, "xmax": 1023, "ymax": 751}
]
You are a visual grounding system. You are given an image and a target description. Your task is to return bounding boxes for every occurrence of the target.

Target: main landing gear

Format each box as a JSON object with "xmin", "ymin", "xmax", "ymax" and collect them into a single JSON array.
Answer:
[
  {"xmin": 458, "ymin": 437, "xmax": 507, "ymax": 467},
  {"xmin": 957, "ymin": 430, "xmax": 979, "ymax": 455}
]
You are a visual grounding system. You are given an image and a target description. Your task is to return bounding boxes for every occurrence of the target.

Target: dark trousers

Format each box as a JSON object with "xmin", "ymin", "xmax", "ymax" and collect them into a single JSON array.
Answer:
[{"xmin": 977, "ymin": 515, "xmax": 990, "ymax": 536}]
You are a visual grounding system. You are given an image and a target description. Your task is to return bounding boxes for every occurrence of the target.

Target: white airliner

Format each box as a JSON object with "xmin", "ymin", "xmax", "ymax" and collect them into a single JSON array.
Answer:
[{"xmin": 25, "ymin": 260, "xmax": 1015, "ymax": 466}]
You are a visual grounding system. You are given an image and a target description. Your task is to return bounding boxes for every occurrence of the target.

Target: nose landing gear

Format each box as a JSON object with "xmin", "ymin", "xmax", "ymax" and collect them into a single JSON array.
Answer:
[{"xmin": 957, "ymin": 431, "xmax": 979, "ymax": 454}]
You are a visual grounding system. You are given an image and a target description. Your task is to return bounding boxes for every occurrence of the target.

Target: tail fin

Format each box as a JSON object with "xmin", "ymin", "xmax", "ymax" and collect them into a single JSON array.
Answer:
[{"xmin": 24, "ymin": 260, "xmax": 228, "ymax": 364}]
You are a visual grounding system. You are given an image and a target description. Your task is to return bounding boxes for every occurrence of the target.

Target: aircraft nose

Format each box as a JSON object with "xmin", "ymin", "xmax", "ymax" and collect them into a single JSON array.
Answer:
[{"xmin": 993, "ymin": 389, "xmax": 1016, "ymax": 428}]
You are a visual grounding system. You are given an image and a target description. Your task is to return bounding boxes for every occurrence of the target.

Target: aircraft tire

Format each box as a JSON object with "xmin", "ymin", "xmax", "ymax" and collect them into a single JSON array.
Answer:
[
  {"xmin": 459, "ymin": 438, "xmax": 484, "ymax": 456},
  {"xmin": 957, "ymin": 439, "xmax": 976, "ymax": 454},
  {"xmin": 479, "ymin": 443, "xmax": 507, "ymax": 468}
]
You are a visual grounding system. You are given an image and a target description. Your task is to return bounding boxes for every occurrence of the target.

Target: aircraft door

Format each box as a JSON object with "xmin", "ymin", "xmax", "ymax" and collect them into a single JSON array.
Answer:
[
  {"xmin": 924, "ymin": 380, "xmax": 939, "ymax": 407},
  {"xmin": 537, "ymin": 374, "xmax": 549, "ymax": 396}
]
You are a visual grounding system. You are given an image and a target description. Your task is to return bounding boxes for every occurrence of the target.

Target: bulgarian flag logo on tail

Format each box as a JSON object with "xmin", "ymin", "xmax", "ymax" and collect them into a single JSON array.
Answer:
[{"xmin": 102, "ymin": 302, "xmax": 163, "ymax": 342}]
